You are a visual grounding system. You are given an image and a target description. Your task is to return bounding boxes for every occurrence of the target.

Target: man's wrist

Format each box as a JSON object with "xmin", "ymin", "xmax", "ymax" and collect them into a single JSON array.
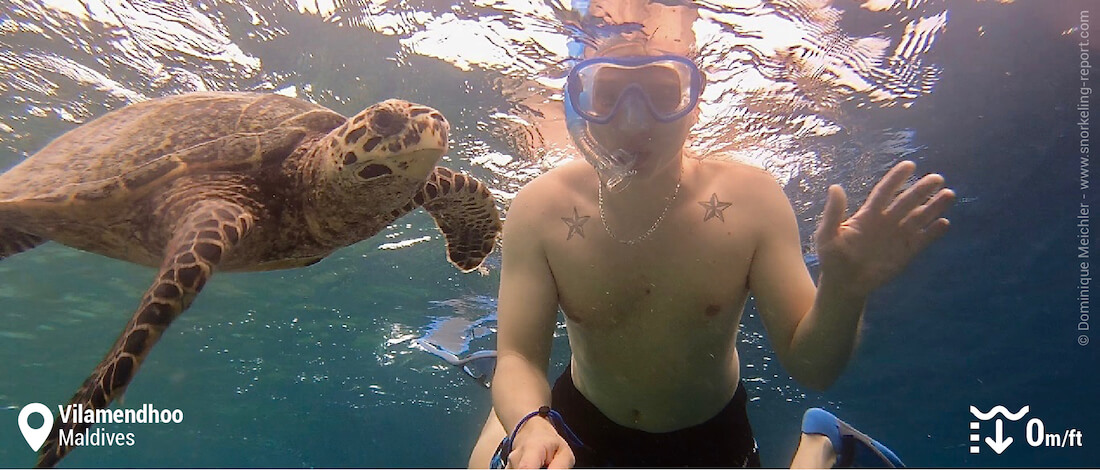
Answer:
[
  {"xmin": 816, "ymin": 272, "xmax": 870, "ymax": 306},
  {"xmin": 515, "ymin": 414, "xmax": 558, "ymax": 441}
]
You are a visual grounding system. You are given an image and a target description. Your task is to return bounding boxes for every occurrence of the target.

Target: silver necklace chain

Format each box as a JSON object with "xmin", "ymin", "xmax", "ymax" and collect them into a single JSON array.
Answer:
[{"xmin": 598, "ymin": 165, "xmax": 683, "ymax": 246}]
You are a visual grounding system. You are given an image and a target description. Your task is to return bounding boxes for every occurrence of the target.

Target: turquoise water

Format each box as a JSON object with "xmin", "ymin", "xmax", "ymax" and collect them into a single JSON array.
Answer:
[{"xmin": 1, "ymin": 0, "xmax": 1097, "ymax": 467}]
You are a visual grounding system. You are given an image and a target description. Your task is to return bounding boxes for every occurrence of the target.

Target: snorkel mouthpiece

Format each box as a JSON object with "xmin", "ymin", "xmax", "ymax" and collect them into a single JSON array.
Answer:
[{"xmin": 567, "ymin": 116, "xmax": 638, "ymax": 192}]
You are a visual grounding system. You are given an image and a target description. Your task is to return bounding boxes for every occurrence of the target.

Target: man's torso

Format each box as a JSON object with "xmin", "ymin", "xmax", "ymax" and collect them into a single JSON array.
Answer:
[{"xmin": 526, "ymin": 158, "xmax": 779, "ymax": 432}]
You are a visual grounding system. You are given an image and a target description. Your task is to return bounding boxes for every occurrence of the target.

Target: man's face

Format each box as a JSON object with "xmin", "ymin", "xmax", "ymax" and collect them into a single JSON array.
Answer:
[
  {"xmin": 582, "ymin": 45, "xmax": 699, "ymax": 176},
  {"xmin": 587, "ymin": 97, "xmax": 696, "ymax": 175}
]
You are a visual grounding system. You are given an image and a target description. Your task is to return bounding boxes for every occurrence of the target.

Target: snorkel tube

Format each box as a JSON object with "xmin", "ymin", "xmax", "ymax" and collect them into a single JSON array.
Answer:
[
  {"xmin": 565, "ymin": 95, "xmax": 639, "ymax": 192},
  {"xmin": 564, "ymin": 0, "xmax": 640, "ymax": 193}
]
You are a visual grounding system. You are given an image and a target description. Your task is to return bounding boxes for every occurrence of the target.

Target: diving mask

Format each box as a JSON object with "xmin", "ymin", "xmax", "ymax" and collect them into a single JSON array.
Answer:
[
  {"xmin": 564, "ymin": 55, "xmax": 703, "ymax": 192},
  {"xmin": 566, "ymin": 55, "xmax": 704, "ymax": 125}
]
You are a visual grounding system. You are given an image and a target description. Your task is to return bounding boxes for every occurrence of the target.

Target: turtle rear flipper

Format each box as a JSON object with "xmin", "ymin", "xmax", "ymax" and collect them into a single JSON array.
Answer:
[
  {"xmin": 0, "ymin": 227, "xmax": 47, "ymax": 261},
  {"xmin": 36, "ymin": 198, "xmax": 255, "ymax": 468},
  {"xmin": 413, "ymin": 167, "xmax": 502, "ymax": 272}
]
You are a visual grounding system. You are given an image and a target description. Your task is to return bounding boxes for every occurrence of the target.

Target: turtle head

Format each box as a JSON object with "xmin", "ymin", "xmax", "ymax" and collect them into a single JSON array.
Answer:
[
  {"xmin": 332, "ymin": 99, "xmax": 448, "ymax": 188},
  {"xmin": 306, "ymin": 99, "xmax": 450, "ymax": 242}
]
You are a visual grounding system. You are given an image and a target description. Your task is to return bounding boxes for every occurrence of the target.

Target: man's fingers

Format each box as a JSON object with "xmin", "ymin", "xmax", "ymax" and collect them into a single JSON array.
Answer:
[
  {"xmin": 546, "ymin": 447, "xmax": 575, "ymax": 469},
  {"xmin": 886, "ymin": 173, "xmax": 944, "ymax": 220},
  {"xmin": 913, "ymin": 217, "xmax": 951, "ymax": 252},
  {"xmin": 900, "ymin": 189, "xmax": 956, "ymax": 232},
  {"xmin": 517, "ymin": 453, "xmax": 547, "ymax": 470},
  {"xmin": 511, "ymin": 449, "xmax": 545, "ymax": 469},
  {"xmin": 816, "ymin": 184, "xmax": 848, "ymax": 243},
  {"xmin": 865, "ymin": 160, "xmax": 916, "ymax": 212}
]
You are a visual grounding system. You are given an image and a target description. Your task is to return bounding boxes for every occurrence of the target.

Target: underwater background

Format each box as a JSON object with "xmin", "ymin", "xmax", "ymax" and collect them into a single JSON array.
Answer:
[{"xmin": 0, "ymin": 0, "xmax": 1097, "ymax": 467}]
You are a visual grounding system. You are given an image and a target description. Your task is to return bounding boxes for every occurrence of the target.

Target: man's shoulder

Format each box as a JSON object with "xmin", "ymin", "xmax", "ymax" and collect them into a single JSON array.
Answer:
[
  {"xmin": 532, "ymin": 159, "xmax": 592, "ymax": 186},
  {"xmin": 506, "ymin": 159, "xmax": 589, "ymax": 222},
  {"xmin": 513, "ymin": 160, "xmax": 590, "ymax": 206},
  {"xmin": 692, "ymin": 158, "xmax": 793, "ymax": 235}
]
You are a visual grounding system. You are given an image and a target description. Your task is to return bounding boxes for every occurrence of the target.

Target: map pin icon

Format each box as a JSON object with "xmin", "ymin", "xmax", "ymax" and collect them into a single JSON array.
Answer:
[{"xmin": 18, "ymin": 403, "xmax": 52, "ymax": 452}]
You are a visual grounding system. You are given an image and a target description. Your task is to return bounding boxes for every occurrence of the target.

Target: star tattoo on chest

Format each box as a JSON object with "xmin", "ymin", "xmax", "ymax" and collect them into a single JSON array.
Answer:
[
  {"xmin": 561, "ymin": 206, "xmax": 591, "ymax": 240},
  {"xmin": 699, "ymin": 193, "xmax": 732, "ymax": 222}
]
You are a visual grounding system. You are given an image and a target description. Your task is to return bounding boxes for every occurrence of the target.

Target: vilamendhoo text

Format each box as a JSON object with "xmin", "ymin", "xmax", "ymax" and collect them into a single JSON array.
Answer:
[{"xmin": 56, "ymin": 404, "xmax": 183, "ymax": 448}]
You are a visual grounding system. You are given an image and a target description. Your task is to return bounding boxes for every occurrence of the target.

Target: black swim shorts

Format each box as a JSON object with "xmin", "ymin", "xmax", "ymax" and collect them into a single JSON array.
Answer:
[{"xmin": 550, "ymin": 365, "xmax": 761, "ymax": 468}]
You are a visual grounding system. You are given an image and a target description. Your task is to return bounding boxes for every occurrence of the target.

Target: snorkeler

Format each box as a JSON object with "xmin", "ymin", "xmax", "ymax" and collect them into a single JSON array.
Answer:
[{"xmin": 469, "ymin": 39, "xmax": 955, "ymax": 468}]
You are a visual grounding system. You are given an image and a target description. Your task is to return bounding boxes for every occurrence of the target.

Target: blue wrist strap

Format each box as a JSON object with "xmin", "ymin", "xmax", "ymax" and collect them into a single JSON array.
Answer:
[{"xmin": 490, "ymin": 406, "xmax": 586, "ymax": 469}]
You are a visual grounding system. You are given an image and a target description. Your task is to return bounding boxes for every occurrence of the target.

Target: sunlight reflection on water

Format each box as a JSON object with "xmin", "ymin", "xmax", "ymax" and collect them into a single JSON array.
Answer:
[{"xmin": 2, "ymin": 0, "xmax": 949, "ymax": 236}]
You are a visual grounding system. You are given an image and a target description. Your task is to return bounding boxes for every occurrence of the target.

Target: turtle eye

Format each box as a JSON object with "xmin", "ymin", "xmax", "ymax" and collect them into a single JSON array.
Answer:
[{"xmin": 357, "ymin": 164, "xmax": 393, "ymax": 180}]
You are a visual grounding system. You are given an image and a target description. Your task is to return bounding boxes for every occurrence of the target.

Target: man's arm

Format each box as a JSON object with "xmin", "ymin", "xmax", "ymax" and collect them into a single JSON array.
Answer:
[
  {"xmin": 492, "ymin": 183, "xmax": 575, "ymax": 468},
  {"xmin": 748, "ymin": 161, "xmax": 954, "ymax": 391},
  {"xmin": 746, "ymin": 173, "xmax": 864, "ymax": 391}
]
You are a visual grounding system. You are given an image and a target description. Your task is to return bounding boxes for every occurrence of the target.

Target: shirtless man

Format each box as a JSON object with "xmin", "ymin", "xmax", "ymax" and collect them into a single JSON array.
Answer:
[{"xmin": 468, "ymin": 41, "xmax": 955, "ymax": 468}]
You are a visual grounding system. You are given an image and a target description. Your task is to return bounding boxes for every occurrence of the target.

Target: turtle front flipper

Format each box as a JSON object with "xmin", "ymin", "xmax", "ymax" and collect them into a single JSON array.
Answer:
[
  {"xmin": 409, "ymin": 167, "xmax": 502, "ymax": 272},
  {"xmin": 36, "ymin": 200, "xmax": 254, "ymax": 468},
  {"xmin": 0, "ymin": 227, "xmax": 46, "ymax": 260}
]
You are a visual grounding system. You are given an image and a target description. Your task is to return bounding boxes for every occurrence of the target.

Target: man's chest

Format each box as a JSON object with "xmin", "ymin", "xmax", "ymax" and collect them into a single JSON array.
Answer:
[{"xmin": 544, "ymin": 203, "xmax": 757, "ymax": 327}]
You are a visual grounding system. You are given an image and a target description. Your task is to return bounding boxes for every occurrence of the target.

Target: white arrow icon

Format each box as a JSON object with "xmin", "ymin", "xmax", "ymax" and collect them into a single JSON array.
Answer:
[
  {"xmin": 18, "ymin": 403, "xmax": 53, "ymax": 452},
  {"xmin": 984, "ymin": 418, "xmax": 1013, "ymax": 454}
]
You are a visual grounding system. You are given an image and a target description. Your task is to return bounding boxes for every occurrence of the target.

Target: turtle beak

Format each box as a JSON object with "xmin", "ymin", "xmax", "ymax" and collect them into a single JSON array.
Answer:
[
  {"xmin": 392, "ymin": 102, "xmax": 449, "ymax": 180},
  {"xmin": 395, "ymin": 148, "xmax": 444, "ymax": 182}
]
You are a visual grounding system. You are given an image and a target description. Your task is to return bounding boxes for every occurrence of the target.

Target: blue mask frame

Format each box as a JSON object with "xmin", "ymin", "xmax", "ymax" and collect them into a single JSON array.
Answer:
[{"xmin": 565, "ymin": 55, "xmax": 704, "ymax": 125}]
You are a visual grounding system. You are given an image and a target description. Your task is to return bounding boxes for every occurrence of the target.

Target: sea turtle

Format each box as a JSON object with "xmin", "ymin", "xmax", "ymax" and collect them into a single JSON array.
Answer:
[{"xmin": 0, "ymin": 92, "xmax": 502, "ymax": 467}]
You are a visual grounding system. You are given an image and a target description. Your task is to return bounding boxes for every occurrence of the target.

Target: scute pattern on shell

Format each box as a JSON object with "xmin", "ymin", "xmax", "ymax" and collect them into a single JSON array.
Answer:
[{"xmin": 0, "ymin": 92, "xmax": 340, "ymax": 202}]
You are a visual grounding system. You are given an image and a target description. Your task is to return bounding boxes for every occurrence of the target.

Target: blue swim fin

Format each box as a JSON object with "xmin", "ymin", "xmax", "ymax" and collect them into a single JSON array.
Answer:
[
  {"xmin": 415, "ymin": 339, "xmax": 497, "ymax": 388},
  {"xmin": 459, "ymin": 350, "xmax": 497, "ymax": 387},
  {"xmin": 801, "ymin": 408, "xmax": 905, "ymax": 468}
]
